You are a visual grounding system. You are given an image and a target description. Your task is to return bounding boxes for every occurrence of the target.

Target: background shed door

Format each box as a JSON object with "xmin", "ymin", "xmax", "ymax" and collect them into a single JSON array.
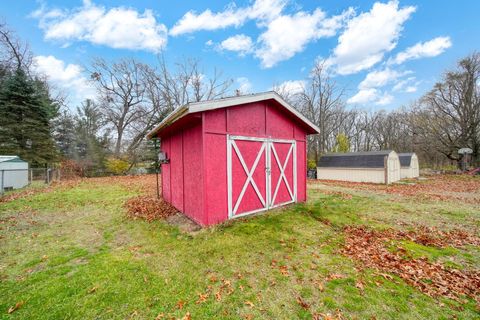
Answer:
[{"xmin": 227, "ymin": 136, "xmax": 296, "ymax": 219}]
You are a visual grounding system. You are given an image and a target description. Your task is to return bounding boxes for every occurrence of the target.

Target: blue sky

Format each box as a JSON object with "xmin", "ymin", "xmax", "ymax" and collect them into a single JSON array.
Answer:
[{"xmin": 1, "ymin": 0, "xmax": 478, "ymax": 110}]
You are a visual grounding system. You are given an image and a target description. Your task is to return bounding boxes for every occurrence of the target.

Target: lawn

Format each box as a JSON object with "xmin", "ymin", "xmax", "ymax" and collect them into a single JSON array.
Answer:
[{"xmin": 0, "ymin": 175, "xmax": 479, "ymax": 319}]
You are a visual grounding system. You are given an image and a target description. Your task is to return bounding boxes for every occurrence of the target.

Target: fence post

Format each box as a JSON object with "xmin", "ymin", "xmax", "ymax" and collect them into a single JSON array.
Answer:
[
  {"xmin": 30, "ymin": 168, "xmax": 33, "ymax": 185},
  {"xmin": 0, "ymin": 170, "xmax": 4, "ymax": 196}
]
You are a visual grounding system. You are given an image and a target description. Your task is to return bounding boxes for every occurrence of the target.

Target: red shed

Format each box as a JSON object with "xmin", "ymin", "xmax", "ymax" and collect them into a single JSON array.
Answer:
[{"xmin": 147, "ymin": 92, "xmax": 319, "ymax": 226}]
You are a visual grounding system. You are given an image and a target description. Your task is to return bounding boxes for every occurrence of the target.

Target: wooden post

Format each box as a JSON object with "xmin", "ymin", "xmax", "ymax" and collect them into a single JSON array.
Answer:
[
  {"xmin": 154, "ymin": 138, "xmax": 160, "ymax": 199},
  {"xmin": 0, "ymin": 170, "xmax": 4, "ymax": 196}
]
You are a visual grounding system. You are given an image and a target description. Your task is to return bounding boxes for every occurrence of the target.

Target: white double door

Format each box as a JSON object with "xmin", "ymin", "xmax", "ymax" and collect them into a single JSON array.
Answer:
[{"xmin": 227, "ymin": 135, "xmax": 297, "ymax": 218}]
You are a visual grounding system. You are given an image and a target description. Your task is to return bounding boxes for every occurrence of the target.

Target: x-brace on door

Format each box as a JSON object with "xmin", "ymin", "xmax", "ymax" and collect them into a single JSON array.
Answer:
[{"xmin": 227, "ymin": 135, "xmax": 297, "ymax": 219}]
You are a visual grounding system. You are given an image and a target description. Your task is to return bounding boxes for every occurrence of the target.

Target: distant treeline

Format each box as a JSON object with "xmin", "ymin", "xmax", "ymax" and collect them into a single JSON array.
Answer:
[{"xmin": 0, "ymin": 21, "xmax": 478, "ymax": 174}]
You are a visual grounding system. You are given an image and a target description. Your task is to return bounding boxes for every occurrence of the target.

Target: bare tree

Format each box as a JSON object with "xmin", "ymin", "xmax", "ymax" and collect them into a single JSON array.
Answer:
[
  {"xmin": 0, "ymin": 21, "xmax": 32, "ymax": 72},
  {"xmin": 293, "ymin": 60, "xmax": 347, "ymax": 161},
  {"xmin": 89, "ymin": 56, "xmax": 233, "ymax": 163},
  {"xmin": 419, "ymin": 52, "xmax": 480, "ymax": 163},
  {"xmin": 89, "ymin": 58, "xmax": 148, "ymax": 157}
]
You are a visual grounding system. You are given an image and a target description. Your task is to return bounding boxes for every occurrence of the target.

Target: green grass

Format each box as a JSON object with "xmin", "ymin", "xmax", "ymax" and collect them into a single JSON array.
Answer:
[{"xmin": 0, "ymin": 179, "xmax": 479, "ymax": 319}]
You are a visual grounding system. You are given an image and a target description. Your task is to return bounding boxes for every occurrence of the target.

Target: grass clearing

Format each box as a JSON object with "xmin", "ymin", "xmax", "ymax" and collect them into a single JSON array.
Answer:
[{"xmin": 1, "ymin": 175, "xmax": 479, "ymax": 319}]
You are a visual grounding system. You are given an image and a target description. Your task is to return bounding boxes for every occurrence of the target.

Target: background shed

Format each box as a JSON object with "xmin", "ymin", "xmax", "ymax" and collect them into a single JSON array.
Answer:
[
  {"xmin": 148, "ymin": 92, "xmax": 319, "ymax": 226},
  {"xmin": 398, "ymin": 153, "xmax": 420, "ymax": 178},
  {"xmin": 316, "ymin": 151, "xmax": 401, "ymax": 184},
  {"xmin": 0, "ymin": 156, "xmax": 28, "ymax": 191}
]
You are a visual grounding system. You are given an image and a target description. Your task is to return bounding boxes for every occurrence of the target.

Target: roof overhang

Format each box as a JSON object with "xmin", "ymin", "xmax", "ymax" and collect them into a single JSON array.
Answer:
[{"xmin": 146, "ymin": 91, "xmax": 320, "ymax": 139}]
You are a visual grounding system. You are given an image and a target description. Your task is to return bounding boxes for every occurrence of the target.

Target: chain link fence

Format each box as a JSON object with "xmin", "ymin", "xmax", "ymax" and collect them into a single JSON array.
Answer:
[{"xmin": 0, "ymin": 168, "xmax": 61, "ymax": 196}]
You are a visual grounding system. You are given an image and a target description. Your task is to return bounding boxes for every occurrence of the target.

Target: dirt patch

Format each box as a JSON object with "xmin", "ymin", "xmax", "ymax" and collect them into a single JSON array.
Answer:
[
  {"xmin": 341, "ymin": 225, "xmax": 480, "ymax": 303},
  {"xmin": 165, "ymin": 213, "xmax": 201, "ymax": 233}
]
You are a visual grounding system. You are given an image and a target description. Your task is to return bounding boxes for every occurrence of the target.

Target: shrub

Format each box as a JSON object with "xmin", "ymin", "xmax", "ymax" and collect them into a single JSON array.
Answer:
[{"xmin": 105, "ymin": 157, "xmax": 130, "ymax": 175}]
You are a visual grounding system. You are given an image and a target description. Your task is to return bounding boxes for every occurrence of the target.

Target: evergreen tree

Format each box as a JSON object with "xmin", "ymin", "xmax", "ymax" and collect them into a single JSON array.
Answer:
[
  {"xmin": 53, "ymin": 109, "xmax": 76, "ymax": 158},
  {"xmin": 332, "ymin": 133, "xmax": 350, "ymax": 153},
  {"xmin": 73, "ymin": 99, "xmax": 110, "ymax": 174},
  {"xmin": 0, "ymin": 68, "xmax": 57, "ymax": 165}
]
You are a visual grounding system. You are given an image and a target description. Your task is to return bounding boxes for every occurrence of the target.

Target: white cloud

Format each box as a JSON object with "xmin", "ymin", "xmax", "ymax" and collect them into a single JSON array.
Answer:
[
  {"xmin": 347, "ymin": 88, "xmax": 378, "ymax": 104},
  {"xmin": 33, "ymin": 55, "xmax": 95, "ymax": 103},
  {"xmin": 172, "ymin": 1, "xmax": 352, "ymax": 68},
  {"xmin": 347, "ymin": 88, "xmax": 393, "ymax": 106},
  {"xmin": 32, "ymin": 0, "xmax": 167, "ymax": 52},
  {"xmin": 392, "ymin": 76, "xmax": 417, "ymax": 92},
  {"xmin": 329, "ymin": 1, "xmax": 415, "ymax": 75},
  {"xmin": 389, "ymin": 36, "xmax": 452, "ymax": 65},
  {"xmin": 404, "ymin": 86, "xmax": 417, "ymax": 93},
  {"xmin": 256, "ymin": 8, "xmax": 354, "ymax": 68},
  {"xmin": 359, "ymin": 68, "xmax": 410, "ymax": 89},
  {"xmin": 375, "ymin": 92, "xmax": 394, "ymax": 105},
  {"xmin": 350, "ymin": 67, "xmax": 413, "ymax": 106},
  {"xmin": 236, "ymin": 77, "xmax": 252, "ymax": 93},
  {"xmin": 273, "ymin": 80, "xmax": 306, "ymax": 95},
  {"xmin": 220, "ymin": 34, "xmax": 253, "ymax": 55},
  {"xmin": 170, "ymin": 0, "xmax": 287, "ymax": 36}
]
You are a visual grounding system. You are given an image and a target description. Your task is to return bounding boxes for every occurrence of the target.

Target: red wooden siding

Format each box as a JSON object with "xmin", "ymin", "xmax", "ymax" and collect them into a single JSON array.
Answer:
[
  {"xmin": 202, "ymin": 100, "xmax": 307, "ymax": 225},
  {"xmin": 160, "ymin": 122, "xmax": 204, "ymax": 224},
  {"xmin": 158, "ymin": 98, "xmax": 310, "ymax": 226},
  {"xmin": 183, "ymin": 124, "xmax": 204, "ymax": 224}
]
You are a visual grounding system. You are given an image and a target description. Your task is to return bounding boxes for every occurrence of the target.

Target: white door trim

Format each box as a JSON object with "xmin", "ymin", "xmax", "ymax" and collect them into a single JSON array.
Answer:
[
  {"xmin": 227, "ymin": 135, "xmax": 297, "ymax": 219},
  {"xmin": 270, "ymin": 141, "xmax": 295, "ymax": 208}
]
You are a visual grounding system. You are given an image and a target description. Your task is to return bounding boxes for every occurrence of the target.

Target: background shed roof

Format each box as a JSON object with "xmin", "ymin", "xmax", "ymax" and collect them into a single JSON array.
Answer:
[
  {"xmin": 0, "ymin": 156, "xmax": 25, "ymax": 163},
  {"xmin": 398, "ymin": 153, "xmax": 414, "ymax": 167},
  {"xmin": 317, "ymin": 151, "xmax": 393, "ymax": 168}
]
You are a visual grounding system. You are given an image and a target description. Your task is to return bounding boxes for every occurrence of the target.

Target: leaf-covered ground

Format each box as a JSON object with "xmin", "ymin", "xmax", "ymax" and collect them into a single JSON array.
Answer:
[{"xmin": 0, "ymin": 174, "xmax": 479, "ymax": 319}]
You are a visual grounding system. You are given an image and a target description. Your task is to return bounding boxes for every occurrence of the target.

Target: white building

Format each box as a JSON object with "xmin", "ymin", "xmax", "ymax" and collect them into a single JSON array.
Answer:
[
  {"xmin": 317, "ymin": 150, "xmax": 401, "ymax": 184},
  {"xmin": 398, "ymin": 153, "xmax": 420, "ymax": 179},
  {"xmin": 0, "ymin": 156, "xmax": 29, "ymax": 191}
]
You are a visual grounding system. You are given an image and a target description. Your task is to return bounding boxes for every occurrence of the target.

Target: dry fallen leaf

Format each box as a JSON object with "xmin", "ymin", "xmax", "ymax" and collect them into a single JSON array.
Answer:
[
  {"xmin": 244, "ymin": 301, "xmax": 255, "ymax": 308},
  {"xmin": 296, "ymin": 296, "xmax": 310, "ymax": 310},
  {"xmin": 88, "ymin": 286, "xmax": 98, "ymax": 294},
  {"xmin": 196, "ymin": 292, "xmax": 209, "ymax": 304},
  {"xmin": 181, "ymin": 312, "xmax": 191, "ymax": 320},
  {"xmin": 8, "ymin": 301, "xmax": 24, "ymax": 314},
  {"xmin": 176, "ymin": 300, "xmax": 185, "ymax": 310},
  {"xmin": 356, "ymin": 280, "xmax": 365, "ymax": 293}
]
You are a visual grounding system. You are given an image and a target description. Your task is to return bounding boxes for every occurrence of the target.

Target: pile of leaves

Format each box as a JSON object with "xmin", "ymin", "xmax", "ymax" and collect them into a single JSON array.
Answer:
[
  {"xmin": 400, "ymin": 226, "xmax": 480, "ymax": 248},
  {"xmin": 341, "ymin": 226, "xmax": 480, "ymax": 303},
  {"xmin": 124, "ymin": 195, "xmax": 178, "ymax": 222}
]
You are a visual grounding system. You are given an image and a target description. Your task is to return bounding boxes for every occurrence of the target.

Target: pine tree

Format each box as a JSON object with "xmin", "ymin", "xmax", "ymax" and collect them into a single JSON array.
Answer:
[
  {"xmin": 73, "ymin": 99, "xmax": 110, "ymax": 174},
  {"xmin": 53, "ymin": 109, "xmax": 76, "ymax": 159},
  {"xmin": 333, "ymin": 133, "xmax": 350, "ymax": 153},
  {"xmin": 0, "ymin": 68, "xmax": 58, "ymax": 165}
]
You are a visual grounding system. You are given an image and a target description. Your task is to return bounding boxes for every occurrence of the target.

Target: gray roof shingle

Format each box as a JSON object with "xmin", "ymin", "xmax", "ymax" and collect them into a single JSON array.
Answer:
[{"xmin": 317, "ymin": 151, "xmax": 393, "ymax": 168}]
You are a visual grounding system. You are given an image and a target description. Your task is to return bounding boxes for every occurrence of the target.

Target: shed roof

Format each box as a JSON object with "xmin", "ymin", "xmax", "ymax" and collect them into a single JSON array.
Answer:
[
  {"xmin": 317, "ymin": 150, "xmax": 394, "ymax": 168},
  {"xmin": 146, "ymin": 91, "xmax": 320, "ymax": 139},
  {"xmin": 398, "ymin": 153, "xmax": 415, "ymax": 167},
  {"xmin": 0, "ymin": 156, "xmax": 26, "ymax": 163}
]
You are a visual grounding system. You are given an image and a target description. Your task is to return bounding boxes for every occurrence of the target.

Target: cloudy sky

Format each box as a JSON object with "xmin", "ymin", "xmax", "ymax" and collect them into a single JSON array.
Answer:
[{"xmin": 1, "ymin": 0, "xmax": 478, "ymax": 109}]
